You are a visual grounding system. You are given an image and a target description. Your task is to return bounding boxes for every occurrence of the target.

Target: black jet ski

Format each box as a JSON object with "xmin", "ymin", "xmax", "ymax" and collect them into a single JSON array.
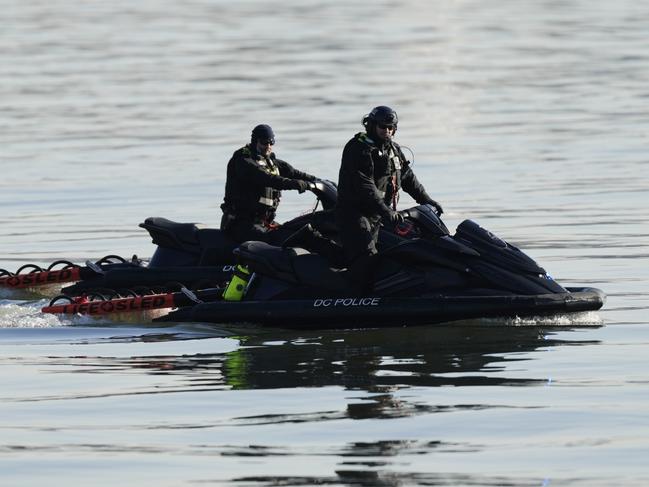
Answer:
[
  {"xmin": 60, "ymin": 180, "xmax": 340, "ymax": 295},
  {"xmin": 156, "ymin": 204, "xmax": 605, "ymax": 329}
]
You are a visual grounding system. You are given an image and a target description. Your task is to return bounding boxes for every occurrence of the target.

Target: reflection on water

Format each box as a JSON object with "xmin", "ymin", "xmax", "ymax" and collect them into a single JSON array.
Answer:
[
  {"xmin": 224, "ymin": 326, "xmax": 559, "ymax": 391},
  {"xmin": 10, "ymin": 324, "xmax": 599, "ymax": 421}
]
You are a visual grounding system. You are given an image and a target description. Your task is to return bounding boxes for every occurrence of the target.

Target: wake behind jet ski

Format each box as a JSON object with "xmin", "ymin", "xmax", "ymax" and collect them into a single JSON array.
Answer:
[{"xmin": 156, "ymin": 204, "xmax": 606, "ymax": 328}]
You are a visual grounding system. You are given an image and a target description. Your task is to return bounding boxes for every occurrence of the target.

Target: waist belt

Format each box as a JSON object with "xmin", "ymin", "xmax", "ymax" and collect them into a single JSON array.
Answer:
[{"xmin": 224, "ymin": 208, "xmax": 276, "ymax": 226}]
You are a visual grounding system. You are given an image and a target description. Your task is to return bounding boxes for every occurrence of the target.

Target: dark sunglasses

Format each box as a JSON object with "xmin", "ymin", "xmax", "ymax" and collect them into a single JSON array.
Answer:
[
  {"xmin": 378, "ymin": 124, "xmax": 395, "ymax": 130},
  {"xmin": 258, "ymin": 139, "xmax": 275, "ymax": 146}
]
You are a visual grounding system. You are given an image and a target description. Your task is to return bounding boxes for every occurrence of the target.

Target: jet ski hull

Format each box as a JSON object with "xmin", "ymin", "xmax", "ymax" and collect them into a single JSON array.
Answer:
[{"xmin": 155, "ymin": 287, "xmax": 605, "ymax": 329}]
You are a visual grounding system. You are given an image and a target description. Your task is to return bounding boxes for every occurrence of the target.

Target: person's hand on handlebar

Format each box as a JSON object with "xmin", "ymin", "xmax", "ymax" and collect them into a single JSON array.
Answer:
[
  {"xmin": 290, "ymin": 179, "xmax": 311, "ymax": 193},
  {"xmin": 423, "ymin": 198, "xmax": 444, "ymax": 215},
  {"xmin": 388, "ymin": 210, "xmax": 405, "ymax": 225}
]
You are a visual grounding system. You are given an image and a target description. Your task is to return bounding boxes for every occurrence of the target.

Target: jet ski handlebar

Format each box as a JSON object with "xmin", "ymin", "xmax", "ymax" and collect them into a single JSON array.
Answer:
[{"xmin": 307, "ymin": 179, "xmax": 337, "ymax": 211}]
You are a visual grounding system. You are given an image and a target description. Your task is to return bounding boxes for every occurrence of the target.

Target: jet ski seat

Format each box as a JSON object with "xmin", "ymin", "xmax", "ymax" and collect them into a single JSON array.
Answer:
[
  {"xmin": 140, "ymin": 217, "xmax": 238, "ymax": 265},
  {"xmin": 235, "ymin": 241, "xmax": 353, "ymax": 293},
  {"xmin": 235, "ymin": 241, "xmax": 308, "ymax": 283},
  {"xmin": 140, "ymin": 217, "xmax": 200, "ymax": 249}
]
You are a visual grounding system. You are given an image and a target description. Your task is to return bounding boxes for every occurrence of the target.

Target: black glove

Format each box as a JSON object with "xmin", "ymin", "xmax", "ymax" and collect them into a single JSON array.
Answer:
[
  {"xmin": 425, "ymin": 199, "xmax": 443, "ymax": 215},
  {"xmin": 388, "ymin": 210, "xmax": 405, "ymax": 225},
  {"xmin": 290, "ymin": 179, "xmax": 310, "ymax": 193}
]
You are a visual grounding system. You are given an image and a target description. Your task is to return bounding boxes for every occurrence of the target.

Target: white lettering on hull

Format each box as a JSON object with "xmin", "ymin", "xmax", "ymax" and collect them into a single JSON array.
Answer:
[{"xmin": 313, "ymin": 297, "xmax": 381, "ymax": 307}]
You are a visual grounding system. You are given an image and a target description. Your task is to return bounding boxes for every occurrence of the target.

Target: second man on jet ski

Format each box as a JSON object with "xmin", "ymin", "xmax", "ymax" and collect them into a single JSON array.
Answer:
[{"xmin": 336, "ymin": 106, "xmax": 444, "ymax": 290}]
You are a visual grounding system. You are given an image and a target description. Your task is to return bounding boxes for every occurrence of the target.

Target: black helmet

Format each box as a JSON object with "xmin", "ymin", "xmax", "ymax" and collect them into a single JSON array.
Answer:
[
  {"xmin": 251, "ymin": 124, "xmax": 275, "ymax": 145},
  {"xmin": 363, "ymin": 106, "xmax": 398, "ymax": 130}
]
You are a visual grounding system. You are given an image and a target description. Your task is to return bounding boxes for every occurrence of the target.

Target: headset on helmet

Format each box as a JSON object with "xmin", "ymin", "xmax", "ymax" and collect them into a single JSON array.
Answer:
[{"xmin": 362, "ymin": 106, "xmax": 398, "ymax": 132}]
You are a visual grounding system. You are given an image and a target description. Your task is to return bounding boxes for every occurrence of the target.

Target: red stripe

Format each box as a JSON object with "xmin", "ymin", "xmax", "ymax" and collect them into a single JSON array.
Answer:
[
  {"xmin": 42, "ymin": 292, "xmax": 177, "ymax": 315},
  {"xmin": 0, "ymin": 268, "xmax": 81, "ymax": 288}
]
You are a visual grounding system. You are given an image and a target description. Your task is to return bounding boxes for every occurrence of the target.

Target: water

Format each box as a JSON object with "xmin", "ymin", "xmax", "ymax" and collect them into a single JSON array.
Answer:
[{"xmin": 1, "ymin": 0, "xmax": 648, "ymax": 485}]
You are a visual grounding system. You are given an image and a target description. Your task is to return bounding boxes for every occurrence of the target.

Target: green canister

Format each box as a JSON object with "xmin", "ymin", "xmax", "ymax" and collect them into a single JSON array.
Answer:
[{"xmin": 222, "ymin": 265, "xmax": 251, "ymax": 301}]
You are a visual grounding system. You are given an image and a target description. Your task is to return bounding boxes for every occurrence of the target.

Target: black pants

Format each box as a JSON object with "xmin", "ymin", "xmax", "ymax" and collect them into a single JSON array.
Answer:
[{"xmin": 336, "ymin": 211, "xmax": 381, "ymax": 293}]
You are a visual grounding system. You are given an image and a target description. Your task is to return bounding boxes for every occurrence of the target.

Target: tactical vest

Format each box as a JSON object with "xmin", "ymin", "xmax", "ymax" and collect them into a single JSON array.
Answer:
[
  {"xmin": 385, "ymin": 144, "xmax": 403, "ymax": 209},
  {"xmin": 356, "ymin": 133, "xmax": 403, "ymax": 209},
  {"xmin": 254, "ymin": 155, "xmax": 281, "ymax": 209},
  {"xmin": 237, "ymin": 145, "xmax": 282, "ymax": 212}
]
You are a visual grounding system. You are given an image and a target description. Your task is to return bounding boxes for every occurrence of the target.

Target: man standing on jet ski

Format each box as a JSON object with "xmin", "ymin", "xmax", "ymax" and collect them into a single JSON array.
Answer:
[
  {"xmin": 336, "ymin": 106, "xmax": 444, "ymax": 290},
  {"xmin": 220, "ymin": 124, "xmax": 339, "ymax": 259}
]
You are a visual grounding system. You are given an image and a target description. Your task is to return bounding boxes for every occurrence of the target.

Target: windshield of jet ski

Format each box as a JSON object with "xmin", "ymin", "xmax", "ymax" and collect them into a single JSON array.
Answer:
[{"xmin": 400, "ymin": 204, "xmax": 450, "ymax": 239}]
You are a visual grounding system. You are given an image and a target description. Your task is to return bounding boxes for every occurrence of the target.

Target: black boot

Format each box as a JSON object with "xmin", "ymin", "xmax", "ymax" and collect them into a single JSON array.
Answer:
[{"xmin": 282, "ymin": 224, "xmax": 344, "ymax": 267}]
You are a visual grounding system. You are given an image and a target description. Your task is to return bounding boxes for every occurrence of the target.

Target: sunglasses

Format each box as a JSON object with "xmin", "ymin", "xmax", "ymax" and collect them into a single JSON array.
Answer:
[
  {"xmin": 259, "ymin": 139, "xmax": 275, "ymax": 146},
  {"xmin": 378, "ymin": 124, "xmax": 395, "ymax": 130}
]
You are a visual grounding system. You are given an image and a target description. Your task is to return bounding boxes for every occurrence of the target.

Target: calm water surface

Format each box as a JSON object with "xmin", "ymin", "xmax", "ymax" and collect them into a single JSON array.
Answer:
[{"xmin": 1, "ymin": 1, "xmax": 648, "ymax": 485}]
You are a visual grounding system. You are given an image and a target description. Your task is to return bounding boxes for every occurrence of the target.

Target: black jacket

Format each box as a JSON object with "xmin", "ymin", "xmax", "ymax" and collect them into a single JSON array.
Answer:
[
  {"xmin": 336, "ymin": 132, "xmax": 432, "ymax": 222},
  {"xmin": 221, "ymin": 144, "xmax": 314, "ymax": 219}
]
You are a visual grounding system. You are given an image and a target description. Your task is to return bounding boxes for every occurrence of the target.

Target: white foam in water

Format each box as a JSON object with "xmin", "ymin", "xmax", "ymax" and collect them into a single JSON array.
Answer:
[
  {"xmin": 0, "ymin": 299, "xmax": 64, "ymax": 328},
  {"xmin": 0, "ymin": 298, "xmax": 113, "ymax": 328},
  {"xmin": 0, "ymin": 297, "xmax": 173, "ymax": 329},
  {"xmin": 485, "ymin": 312, "xmax": 604, "ymax": 327}
]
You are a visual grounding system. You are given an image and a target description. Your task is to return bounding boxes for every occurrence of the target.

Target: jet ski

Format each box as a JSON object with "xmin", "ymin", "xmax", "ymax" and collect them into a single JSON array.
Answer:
[{"xmin": 155, "ymin": 204, "xmax": 606, "ymax": 328}]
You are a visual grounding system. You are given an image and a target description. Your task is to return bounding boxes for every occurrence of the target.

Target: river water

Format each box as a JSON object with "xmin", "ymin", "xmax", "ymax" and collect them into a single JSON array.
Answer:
[{"xmin": 1, "ymin": 1, "xmax": 648, "ymax": 485}]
